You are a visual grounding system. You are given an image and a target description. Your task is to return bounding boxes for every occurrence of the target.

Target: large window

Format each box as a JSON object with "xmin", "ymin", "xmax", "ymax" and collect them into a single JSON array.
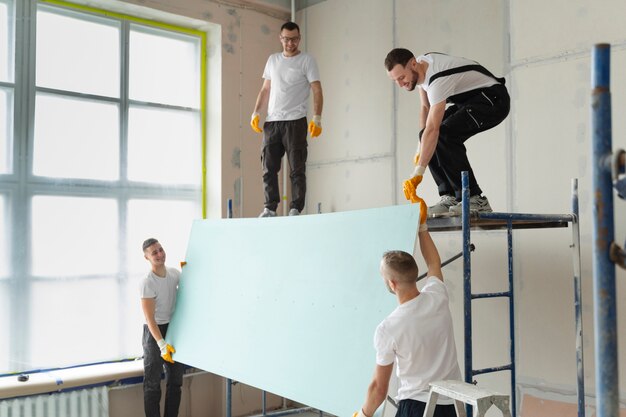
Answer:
[
  {"xmin": 1, "ymin": 1, "xmax": 204, "ymax": 374},
  {"xmin": 0, "ymin": 0, "xmax": 14, "ymax": 175}
]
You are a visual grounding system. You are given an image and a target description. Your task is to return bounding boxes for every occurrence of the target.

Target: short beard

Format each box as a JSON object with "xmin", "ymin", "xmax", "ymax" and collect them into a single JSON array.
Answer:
[{"xmin": 406, "ymin": 69, "xmax": 419, "ymax": 91}]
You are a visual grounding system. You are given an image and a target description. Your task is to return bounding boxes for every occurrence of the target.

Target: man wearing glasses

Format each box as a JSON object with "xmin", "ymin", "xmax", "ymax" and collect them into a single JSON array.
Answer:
[{"xmin": 251, "ymin": 21, "xmax": 324, "ymax": 217}]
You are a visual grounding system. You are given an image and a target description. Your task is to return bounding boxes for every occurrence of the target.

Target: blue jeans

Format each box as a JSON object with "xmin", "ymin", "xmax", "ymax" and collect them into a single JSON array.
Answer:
[{"xmin": 142, "ymin": 323, "xmax": 184, "ymax": 417}]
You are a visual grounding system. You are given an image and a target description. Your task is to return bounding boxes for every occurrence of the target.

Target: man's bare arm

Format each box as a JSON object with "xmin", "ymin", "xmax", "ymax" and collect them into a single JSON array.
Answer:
[
  {"xmin": 310, "ymin": 80, "xmax": 323, "ymax": 116},
  {"xmin": 419, "ymin": 229, "xmax": 443, "ymax": 280},
  {"xmin": 416, "ymin": 100, "xmax": 445, "ymax": 168},
  {"xmin": 253, "ymin": 79, "xmax": 272, "ymax": 114},
  {"xmin": 360, "ymin": 363, "xmax": 393, "ymax": 416}
]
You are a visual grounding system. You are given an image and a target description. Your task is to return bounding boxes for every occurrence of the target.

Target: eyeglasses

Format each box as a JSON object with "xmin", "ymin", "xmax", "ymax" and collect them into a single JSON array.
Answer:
[{"xmin": 280, "ymin": 36, "xmax": 301, "ymax": 43}]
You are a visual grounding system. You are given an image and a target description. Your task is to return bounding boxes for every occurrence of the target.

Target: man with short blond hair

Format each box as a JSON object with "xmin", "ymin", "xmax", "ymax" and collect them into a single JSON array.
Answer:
[{"xmin": 354, "ymin": 226, "xmax": 462, "ymax": 417}]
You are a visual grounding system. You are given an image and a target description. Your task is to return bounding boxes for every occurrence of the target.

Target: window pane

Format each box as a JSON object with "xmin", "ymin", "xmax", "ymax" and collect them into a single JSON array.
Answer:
[
  {"xmin": 33, "ymin": 93, "xmax": 119, "ymax": 180},
  {"xmin": 0, "ymin": 0, "xmax": 13, "ymax": 82},
  {"xmin": 129, "ymin": 25, "xmax": 200, "ymax": 108},
  {"xmin": 30, "ymin": 279, "xmax": 120, "ymax": 368},
  {"xmin": 32, "ymin": 196, "xmax": 118, "ymax": 276},
  {"xmin": 0, "ymin": 87, "xmax": 11, "ymax": 174},
  {"xmin": 126, "ymin": 198, "xmax": 198, "ymax": 275},
  {"xmin": 127, "ymin": 106, "xmax": 200, "ymax": 185},
  {"xmin": 36, "ymin": 7, "xmax": 120, "ymax": 97},
  {"xmin": 0, "ymin": 195, "xmax": 6, "ymax": 278},
  {"xmin": 0, "ymin": 281, "xmax": 9, "ymax": 372}
]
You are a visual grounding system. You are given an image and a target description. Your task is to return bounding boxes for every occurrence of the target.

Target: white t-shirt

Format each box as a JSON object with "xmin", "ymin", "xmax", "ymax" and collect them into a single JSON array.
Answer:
[
  {"xmin": 417, "ymin": 53, "xmax": 499, "ymax": 106},
  {"xmin": 262, "ymin": 52, "xmax": 320, "ymax": 121},
  {"xmin": 374, "ymin": 277, "xmax": 462, "ymax": 404},
  {"xmin": 140, "ymin": 267, "xmax": 181, "ymax": 325}
]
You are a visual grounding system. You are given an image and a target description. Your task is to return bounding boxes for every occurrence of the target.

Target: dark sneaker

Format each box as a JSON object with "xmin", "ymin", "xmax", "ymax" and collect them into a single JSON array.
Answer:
[
  {"xmin": 449, "ymin": 195, "xmax": 492, "ymax": 214},
  {"xmin": 428, "ymin": 195, "xmax": 459, "ymax": 215}
]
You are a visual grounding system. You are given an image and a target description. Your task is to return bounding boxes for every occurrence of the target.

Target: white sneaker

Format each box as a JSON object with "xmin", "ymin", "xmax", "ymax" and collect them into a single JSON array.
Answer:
[
  {"xmin": 288, "ymin": 208, "xmax": 300, "ymax": 216},
  {"xmin": 428, "ymin": 195, "xmax": 458, "ymax": 215},
  {"xmin": 449, "ymin": 195, "xmax": 492, "ymax": 214},
  {"xmin": 259, "ymin": 208, "xmax": 277, "ymax": 217}
]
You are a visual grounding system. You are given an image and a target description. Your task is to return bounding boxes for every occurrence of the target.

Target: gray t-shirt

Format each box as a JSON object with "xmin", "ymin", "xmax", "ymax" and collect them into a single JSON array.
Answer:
[{"xmin": 140, "ymin": 267, "xmax": 181, "ymax": 325}]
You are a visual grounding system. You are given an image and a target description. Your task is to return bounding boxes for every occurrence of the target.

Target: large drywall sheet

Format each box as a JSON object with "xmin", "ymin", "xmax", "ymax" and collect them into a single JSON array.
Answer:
[{"xmin": 167, "ymin": 204, "xmax": 421, "ymax": 417}]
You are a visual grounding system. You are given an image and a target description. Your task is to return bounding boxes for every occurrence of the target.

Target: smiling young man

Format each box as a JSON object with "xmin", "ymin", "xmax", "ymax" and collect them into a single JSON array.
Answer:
[
  {"xmin": 140, "ymin": 238, "xmax": 183, "ymax": 417},
  {"xmin": 251, "ymin": 21, "xmax": 324, "ymax": 217},
  {"xmin": 385, "ymin": 48, "xmax": 510, "ymax": 215}
]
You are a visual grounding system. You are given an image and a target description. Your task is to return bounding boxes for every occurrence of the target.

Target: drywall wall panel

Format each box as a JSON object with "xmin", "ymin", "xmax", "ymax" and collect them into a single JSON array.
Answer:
[
  {"xmin": 512, "ymin": 48, "xmax": 626, "ymax": 391},
  {"xmin": 395, "ymin": 0, "xmax": 506, "ymax": 69},
  {"xmin": 510, "ymin": 0, "xmax": 626, "ymax": 63},
  {"xmin": 515, "ymin": 228, "xmax": 586, "ymax": 387},
  {"xmin": 299, "ymin": 0, "xmax": 395, "ymax": 162},
  {"xmin": 512, "ymin": 58, "xmax": 590, "ymax": 213},
  {"xmin": 304, "ymin": 158, "xmax": 394, "ymax": 214},
  {"xmin": 167, "ymin": 204, "xmax": 421, "ymax": 417}
]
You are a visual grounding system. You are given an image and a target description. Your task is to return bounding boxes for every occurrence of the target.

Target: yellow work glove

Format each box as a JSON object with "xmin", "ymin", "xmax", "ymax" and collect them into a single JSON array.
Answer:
[
  {"xmin": 157, "ymin": 339, "xmax": 176, "ymax": 364},
  {"xmin": 308, "ymin": 115, "xmax": 322, "ymax": 138},
  {"xmin": 415, "ymin": 194, "xmax": 428, "ymax": 231},
  {"xmin": 403, "ymin": 165, "xmax": 426, "ymax": 203},
  {"xmin": 403, "ymin": 175, "xmax": 422, "ymax": 203},
  {"xmin": 352, "ymin": 409, "xmax": 368, "ymax": 417},
  {"xmin": 250, "ymin": 112, "xmax": 263, "ymax": 133}
]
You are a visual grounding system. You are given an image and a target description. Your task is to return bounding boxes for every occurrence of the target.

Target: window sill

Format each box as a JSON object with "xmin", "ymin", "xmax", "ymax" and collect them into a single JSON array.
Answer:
[{"xmin": 0, "ymin": 360, "xmax": 144, "ymax": 400}]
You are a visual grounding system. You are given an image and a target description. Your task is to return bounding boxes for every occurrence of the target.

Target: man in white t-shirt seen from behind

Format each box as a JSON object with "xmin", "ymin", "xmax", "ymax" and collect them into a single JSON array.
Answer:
[
  {"xmin": 354, "ymin": 224, "xmax": 462, "ymax": 417},
  {"xmin": 140, "ymin": 238, "xmax": 184, "ymax": 417},
  {"xmin": 251, "ymin": 21, "xmax": 324, "ymax": 217}
]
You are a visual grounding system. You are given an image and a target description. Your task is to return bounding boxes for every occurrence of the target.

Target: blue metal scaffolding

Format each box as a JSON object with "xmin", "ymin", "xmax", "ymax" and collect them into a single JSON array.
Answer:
[
  {"xmin": 591, "ymin": 42, "xmax": 625, "ymax": 417},
  {"xmin": 429, "ymin": 173, "xmax": 583, "ymax": 417}
]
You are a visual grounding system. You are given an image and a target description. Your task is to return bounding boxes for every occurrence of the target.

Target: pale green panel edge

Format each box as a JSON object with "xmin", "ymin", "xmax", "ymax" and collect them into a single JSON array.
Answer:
[{"xmin": 168, "ymin": 204, "xmax": 420, "ymax": 417}]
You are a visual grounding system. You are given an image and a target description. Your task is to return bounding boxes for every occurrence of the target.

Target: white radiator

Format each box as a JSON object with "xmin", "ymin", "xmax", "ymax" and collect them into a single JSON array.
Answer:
[{"xmin": 0, "ymin": 386, "xmax": 108, "ymax": 417}]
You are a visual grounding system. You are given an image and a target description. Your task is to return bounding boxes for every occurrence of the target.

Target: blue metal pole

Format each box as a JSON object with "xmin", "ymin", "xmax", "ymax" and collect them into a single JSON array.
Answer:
[
  {"xmin": 571, "ymin": 179, "xmax": 585, "ymax": 417},
  {"xmin": 226, "ymin": 378, "xmax": 232, "ymax": 417},
  {"xmin": 507, "ymin": 221, "xmax": 516, "ymax": 417},
  {"xmin": 591, "ymin": 43, "xmax": 618, "ymax": 417},
  {"xmin": 263, "ymin": 390, "xmax": 267, "ymax": 415},
  {"xmin": 461, "ymin": 171, "xmax": 473, "ymax": 417}
]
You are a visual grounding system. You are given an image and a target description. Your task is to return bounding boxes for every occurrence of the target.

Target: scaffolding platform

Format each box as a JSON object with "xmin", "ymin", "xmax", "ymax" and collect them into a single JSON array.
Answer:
[{"xmin": 427, "ymin": 212, "xmax": 572, "ymax": 232}]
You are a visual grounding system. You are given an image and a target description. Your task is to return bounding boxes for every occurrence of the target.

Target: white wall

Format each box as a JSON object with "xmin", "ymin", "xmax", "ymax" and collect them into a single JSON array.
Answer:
[
  {"xmin": 76, "ymin": 0, "xmax": 626, "ymax": 415},
  {"xmin": 298, "ymin": 0, "xmax": 626, "ymax": 416},
  {"xmin": 509, "ymin": 0, "xmax": 626, "ymax": 414}
]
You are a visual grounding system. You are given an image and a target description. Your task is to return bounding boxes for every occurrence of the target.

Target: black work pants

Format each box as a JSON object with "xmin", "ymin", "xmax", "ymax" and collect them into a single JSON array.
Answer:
[
  {"xmin": 261, "ymin": 118, "xmax": 308, "ymax": 212},
  {"xmin": 396, "ymin": 399, "xmax": 457, "ymax": 417},
  {"xmin": 428, "ymin": 84, "xmax": 510, "ymax": 199},
  {"xmin": 142, "ymin": 323, "xmax": 184, "ymax": 417}
]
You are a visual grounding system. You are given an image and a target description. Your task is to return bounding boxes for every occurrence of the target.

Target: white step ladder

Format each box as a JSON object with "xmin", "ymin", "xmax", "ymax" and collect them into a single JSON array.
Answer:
[{"xmin": 423, "ymin": 380, "xmax": 512, "ymax": 417}]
